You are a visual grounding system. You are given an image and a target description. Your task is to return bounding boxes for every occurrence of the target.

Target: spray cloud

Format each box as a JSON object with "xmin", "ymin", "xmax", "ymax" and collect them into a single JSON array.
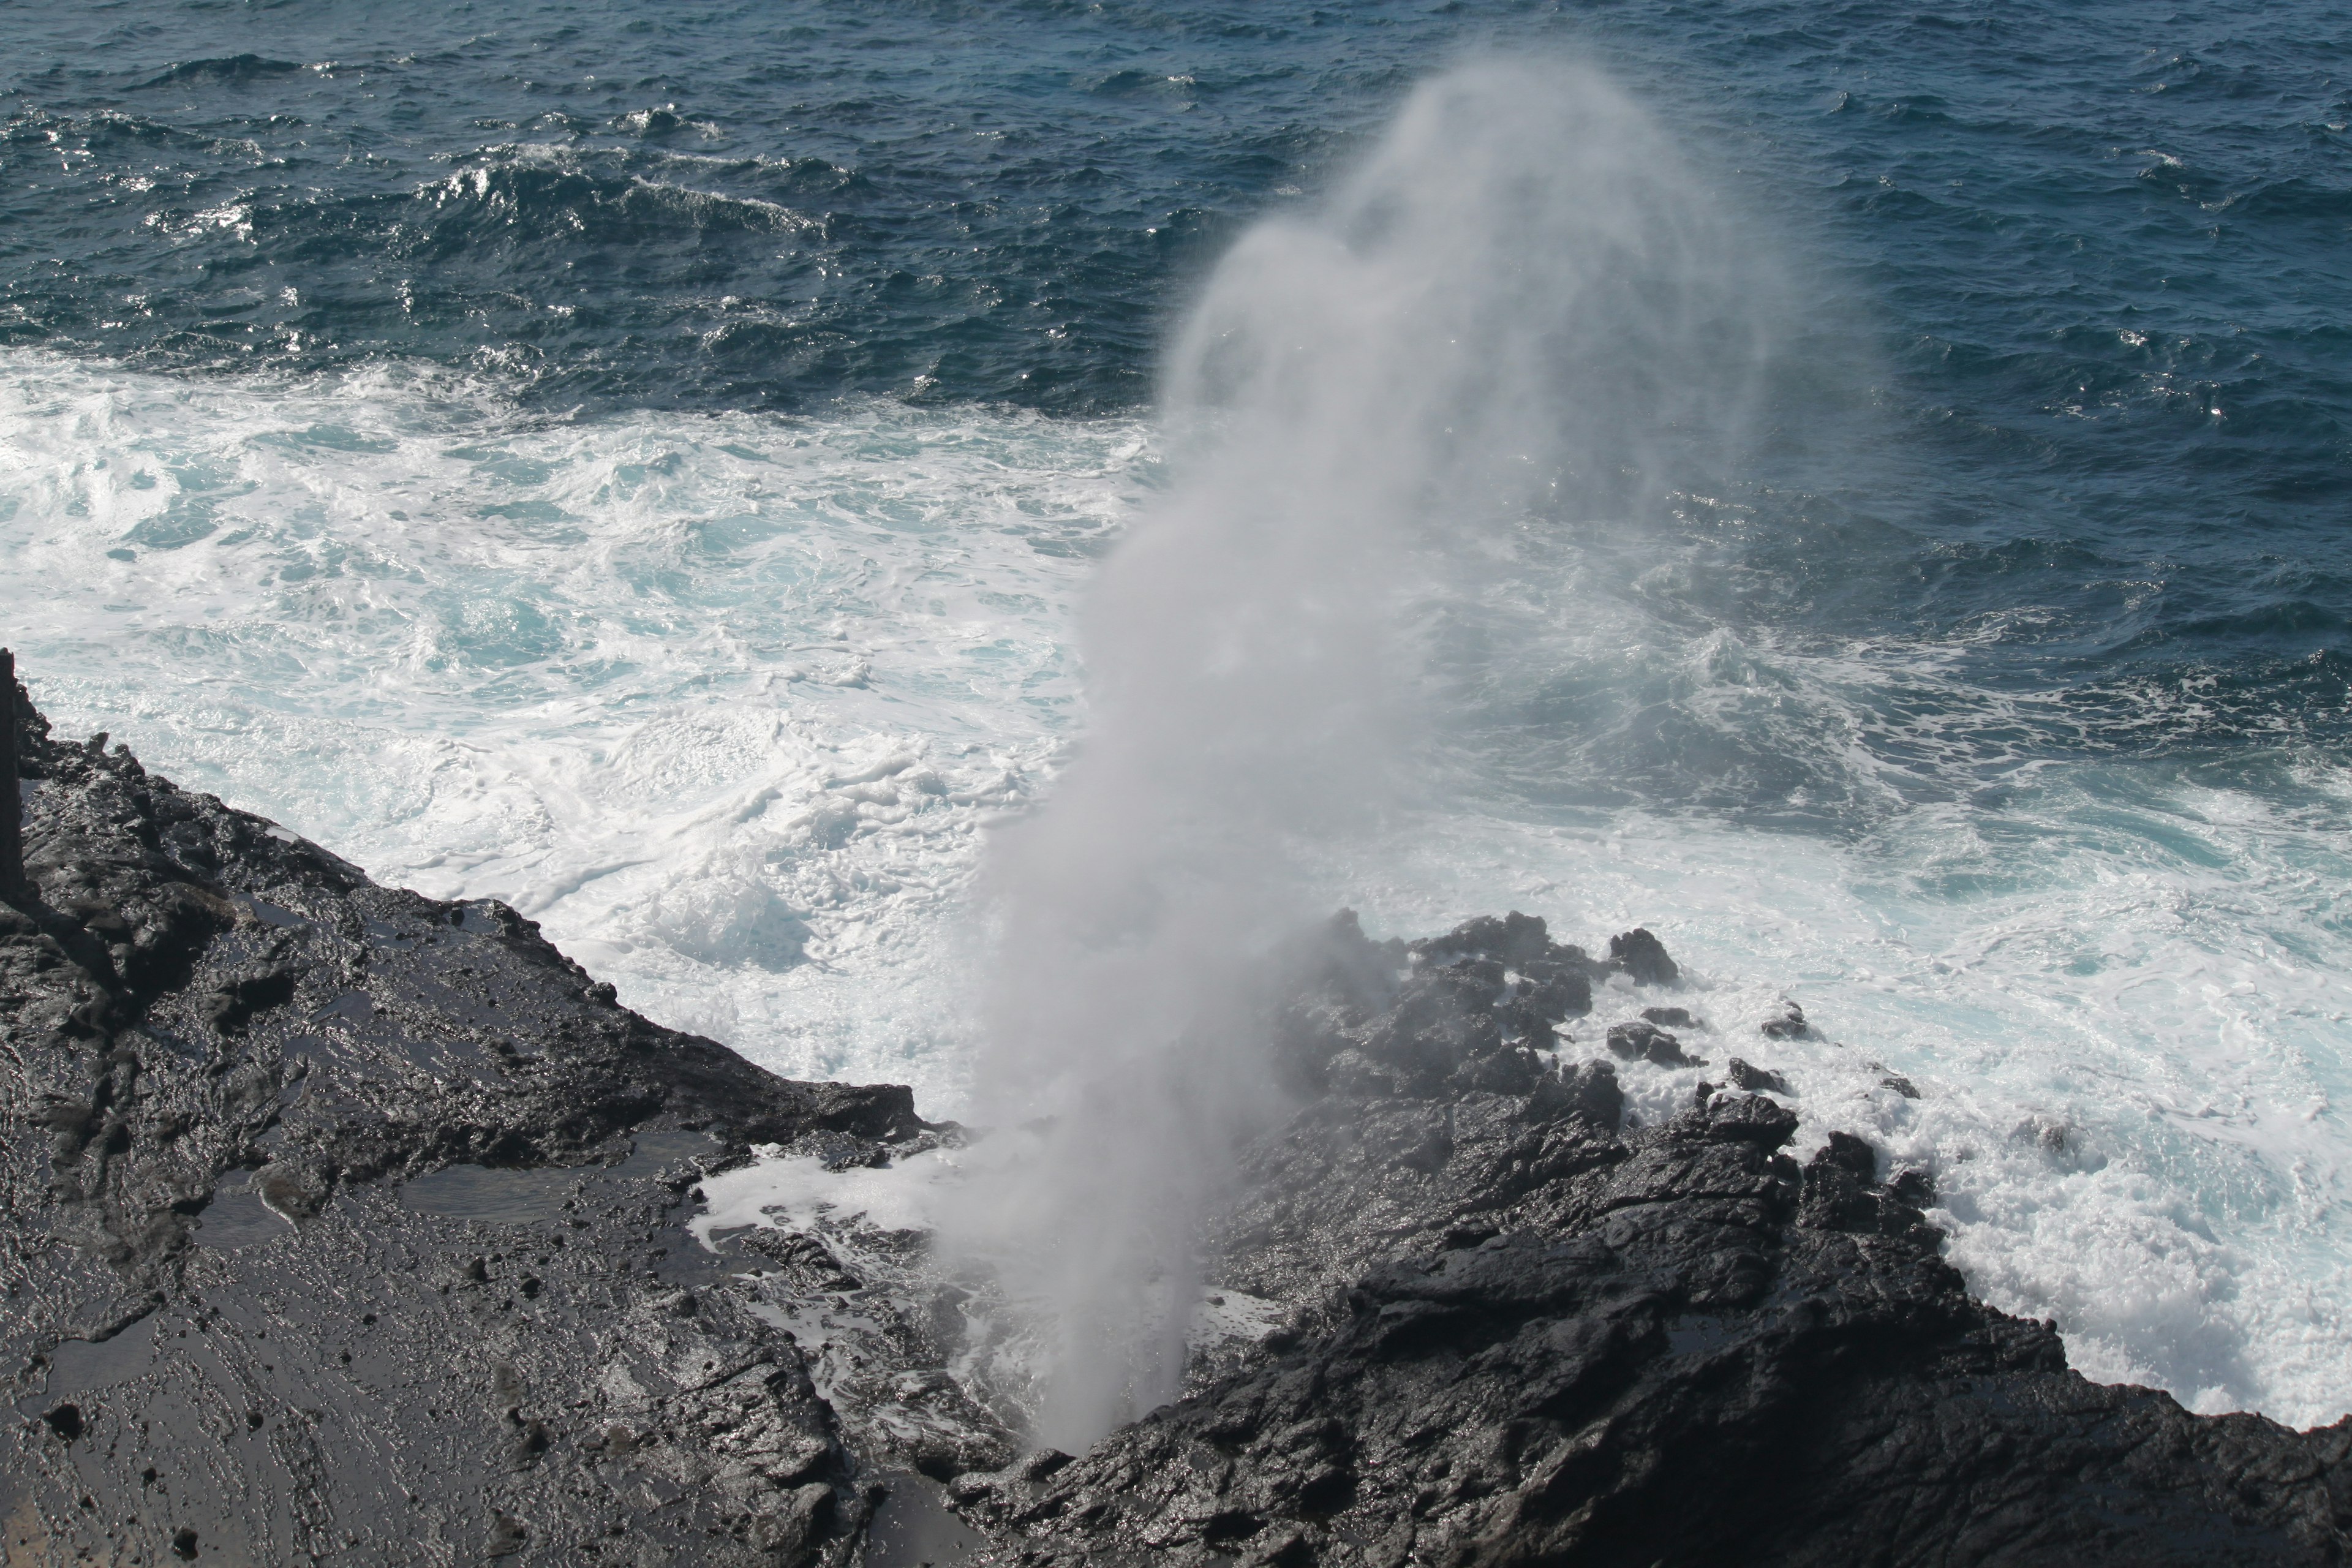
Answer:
[{"xmin": 944, "ymin": 58, "xmax": 1769, "ymax": 1452}]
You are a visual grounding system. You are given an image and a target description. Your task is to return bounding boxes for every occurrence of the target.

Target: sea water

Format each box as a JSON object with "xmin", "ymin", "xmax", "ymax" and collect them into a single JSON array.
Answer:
[{"xmin": 4, "ymin": 0, "xmax": 2348, "ymax": 1428}]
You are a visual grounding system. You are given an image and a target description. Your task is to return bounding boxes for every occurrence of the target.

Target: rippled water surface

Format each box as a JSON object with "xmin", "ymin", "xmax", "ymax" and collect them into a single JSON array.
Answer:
[{"xmin": 4, "ymin": 1, "xmax": 2349, "ymax": 1427}]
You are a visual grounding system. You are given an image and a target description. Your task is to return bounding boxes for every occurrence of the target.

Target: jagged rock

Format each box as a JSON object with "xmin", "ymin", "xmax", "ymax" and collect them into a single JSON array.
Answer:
[
  {"xmin": 9, "ymin": 680, "xmax": 2348, "ymax": 1568},
  {"xmin": 1761, "ymin": 998, "xmax": 1809, "ymax": 1038},
  {"xmin": 1607, "ymin": 925, "xmax": 1678, "ymax": 985},
  {"xmin": 961, "ymin": 915, "xmax": 2352, "ymax": 1567},
  {"xmin": 1274, "ymin": 910, "xmax": 1635, "ymax": 1101},
  {"xmin": 1889, "ymin": 1167, "xmax": 1937, "ymax": 1206},
  {"xmin": 1726, "ymin": 1055, "xmax": 1792, "ymax": 1095},
  {"xmin": 1406, "ymin": 911, "xmax": 1600, "ymax": 1022},
  {"xmin": 0, "ymin": 687, "xmax": 911, "ymax": 1566},
  {"xmin": 1605, "ymin": 1018, "xmax": 1705, "ymax": 1067}
]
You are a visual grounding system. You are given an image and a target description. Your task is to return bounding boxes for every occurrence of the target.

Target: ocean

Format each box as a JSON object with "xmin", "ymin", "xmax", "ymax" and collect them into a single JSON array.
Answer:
[{"xmin": 4, "ymin": 0, "xmax": 2348, "ymax": 1428}]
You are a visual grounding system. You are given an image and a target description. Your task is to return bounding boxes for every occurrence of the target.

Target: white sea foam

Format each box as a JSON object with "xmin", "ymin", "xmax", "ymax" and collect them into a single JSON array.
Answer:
[
  {"xmin": 0, "ymin": 347, "xmax": 1148, "ymax": 1104},
  {"xmin": 2, "ymin": 337, "xmax": 2346, "ymax": 1430},
  {"xmin": 1332, "ymin": 778, "xmax": 2352, "ymax": 1428}
]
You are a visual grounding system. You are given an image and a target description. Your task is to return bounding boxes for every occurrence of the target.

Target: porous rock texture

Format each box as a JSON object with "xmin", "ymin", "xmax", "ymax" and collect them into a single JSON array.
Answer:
[
  {"xmin": 5, "ymin": 682, "xmax": 2350, "ymax": 1568},
  {"xmin": 952, "ymin": 913, "xmax": 2352, "ymax": 1567},
  {"xmin": 0, "ymin": 684, "xmax": 932, "ymax": 1566}
]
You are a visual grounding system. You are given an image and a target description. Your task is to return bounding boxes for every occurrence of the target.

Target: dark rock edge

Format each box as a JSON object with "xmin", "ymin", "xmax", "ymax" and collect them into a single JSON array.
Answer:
[{"xmin": 2, "ymin": 682, "xmax": 2348, "ymax": 1567}]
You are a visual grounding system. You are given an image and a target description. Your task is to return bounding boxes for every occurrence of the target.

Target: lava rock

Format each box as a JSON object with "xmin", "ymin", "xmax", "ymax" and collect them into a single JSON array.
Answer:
[
  {"xmin": 203, "ymin": 967, "xmax": 297, "ymax": 1033},
  {"xmin": 0, "ymin": 692, "xmax": 907, "ymax": 1566},
  {"xmin": 951, "ymin": 914, "xmax": 2352, "ymax": 1568},
  {"xmin": 11, "ymin": 682, "xmax": 2349, "ymax": 1568},
  {"xmin": 1608, "ymin": 926, "xmax": 1679, "ymax": 984},
  {"xmin": 986, "ymin": 1094, "xmax": 2352, "ymax": 1568},
  {"xmin": 1888, "ymin": 1167, "xmax": 1937, "ymax": 1206},
  {"xmin": 1606, "ymin": 1019, "xmax": 1705, "ymax": 1067}
]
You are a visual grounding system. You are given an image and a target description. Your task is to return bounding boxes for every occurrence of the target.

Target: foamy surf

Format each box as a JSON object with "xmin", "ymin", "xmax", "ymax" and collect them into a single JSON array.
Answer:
[
  {"xmin": 2, "ymin": 341, "xmax": 2346, "ymax": 1430},
  {"xmin": 1336, "ymin": 784, "xmax": 2352, "ymax": 1428},
  {"xmin": 0, "ymin": 347, "xmax": 1151, "ymax": 1103}
]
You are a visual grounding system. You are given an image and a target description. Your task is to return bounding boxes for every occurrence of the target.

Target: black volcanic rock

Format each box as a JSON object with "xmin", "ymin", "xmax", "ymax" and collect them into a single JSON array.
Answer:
[
  {"xmin": 1725, "ymin": 1056, "xmax": 1792, "ymax": 1095},
  {"xmin": 7, "ymin": 682, "xmax": 2350, "ymax": 1568},
  {"xmin": 0, "ymin": 682, "xmax": 929, "ymax": 1566},
  {"xmin": 957, "ymin": 915, "xmax": 2352, "ymax": 1567},
  {"xmin": 1607, "ymin": 926, "xmax": 1678, "ymax": 986},
  {"xmin": 1604, "ymin": 1018, "xmax": 1703, "ymax": 1068}
]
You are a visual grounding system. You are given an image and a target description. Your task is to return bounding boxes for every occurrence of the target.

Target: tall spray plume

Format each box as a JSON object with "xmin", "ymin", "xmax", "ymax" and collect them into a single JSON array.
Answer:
[{"xmin": 943, "ymin": 59, "xmax": 1771, "ymax": 1452}]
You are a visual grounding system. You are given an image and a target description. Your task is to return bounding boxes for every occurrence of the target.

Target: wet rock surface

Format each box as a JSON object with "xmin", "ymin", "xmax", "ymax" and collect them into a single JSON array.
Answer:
[
  {"xmin": 961, "ymin": 914, "xmax": 2352, "ymax": 1567},
  {"xmin": 0, "ymin": 686, "xmax": 923, "ymax": 1565},
  {"xmin": 6, "ymin": 685, "xmax": 2350, "ymax": 1567}
]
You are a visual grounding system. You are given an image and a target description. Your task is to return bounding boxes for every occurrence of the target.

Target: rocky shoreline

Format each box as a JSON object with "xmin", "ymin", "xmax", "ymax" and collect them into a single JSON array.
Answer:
[{"xmin": 4, "ymin": 680, "xmax": 2348, "ymax": 1566}]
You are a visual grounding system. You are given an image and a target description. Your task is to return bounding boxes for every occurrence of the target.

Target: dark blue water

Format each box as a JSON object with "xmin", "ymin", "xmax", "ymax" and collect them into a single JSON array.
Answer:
[{"xmin": 7, "ymin": 0, "xmax": 2348, "ymax": 792}]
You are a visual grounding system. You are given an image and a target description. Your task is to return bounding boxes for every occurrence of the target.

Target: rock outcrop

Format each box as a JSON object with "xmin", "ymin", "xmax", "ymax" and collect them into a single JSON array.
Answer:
[
  {"xmin": 957, "ymin": 914, "xmax": 2352, "ymax": 1566},
  {"xmin": 5, "ymin": 680, "xmax": 2348, "ymax": 1567},
  {"xmin": 1, "ymin": 682, "xmax": 924, "ymax": 1565}
]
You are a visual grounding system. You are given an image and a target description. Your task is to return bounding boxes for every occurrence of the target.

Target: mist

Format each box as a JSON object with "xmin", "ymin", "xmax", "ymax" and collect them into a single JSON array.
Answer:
[{"xmin": 940, "ymin": 57, "xmax": 1773, "ymax": 1452}]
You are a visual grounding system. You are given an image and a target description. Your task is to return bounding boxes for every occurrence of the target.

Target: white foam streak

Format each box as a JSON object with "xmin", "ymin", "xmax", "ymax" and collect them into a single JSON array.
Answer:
[{"xmin": 691, "ymin": 1148, "xmax": 960, "ymax": 1250}]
